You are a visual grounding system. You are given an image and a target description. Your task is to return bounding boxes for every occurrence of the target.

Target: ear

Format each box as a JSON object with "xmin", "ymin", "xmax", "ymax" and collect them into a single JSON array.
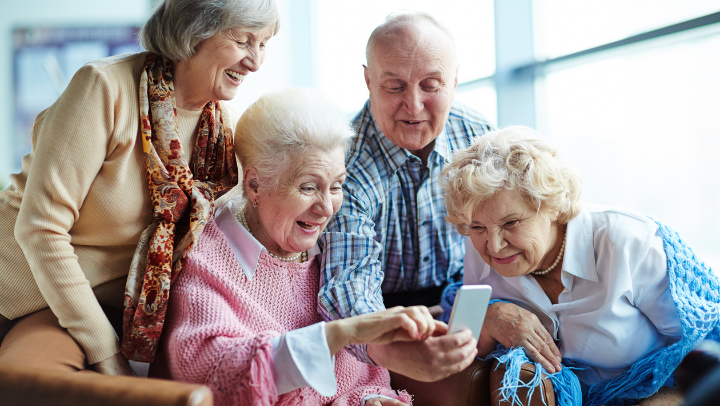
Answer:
[
  {"xmin": 363, "ymin": 65, "xmax": 371, "ymax": 90},
  {"xmin": 453, "ymin": 66, "xmax": 459, "ymax": 89},
  {"xmin": 244, "ymin": 167, "xmax": 260, "ymax": 202}
]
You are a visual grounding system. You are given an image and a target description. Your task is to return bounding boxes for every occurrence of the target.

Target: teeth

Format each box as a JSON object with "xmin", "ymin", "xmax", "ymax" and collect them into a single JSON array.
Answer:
[{"xmin": 225, "ymin": 70, "xmax": 242, "ymax": 81}]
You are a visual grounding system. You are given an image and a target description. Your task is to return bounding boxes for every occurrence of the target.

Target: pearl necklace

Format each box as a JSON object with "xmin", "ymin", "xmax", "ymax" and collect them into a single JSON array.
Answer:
[
  {"xmin": 234, "ymin": 204, "xmax": 308, "ymax": 263},
  {"xmin": 531, "ymin": 231, "xmax": 566, "ymax": 276}
]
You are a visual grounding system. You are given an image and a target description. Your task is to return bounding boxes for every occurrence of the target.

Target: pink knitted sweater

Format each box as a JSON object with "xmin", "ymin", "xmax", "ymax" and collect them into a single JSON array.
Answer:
[{"xmin": 164, "ymin": 220, "xmax": 412, "ymax": 406}]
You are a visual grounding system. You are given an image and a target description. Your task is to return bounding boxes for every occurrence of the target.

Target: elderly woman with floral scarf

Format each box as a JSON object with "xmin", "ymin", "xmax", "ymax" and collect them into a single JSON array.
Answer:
[{"xmin": 0, "ymin": 0, "xmax": 278, "ymax": 376}]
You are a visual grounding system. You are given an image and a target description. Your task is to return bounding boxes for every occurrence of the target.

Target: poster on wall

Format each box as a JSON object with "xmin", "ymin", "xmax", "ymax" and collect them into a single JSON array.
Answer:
[{"xmin": 12, "ymin": 26, "xmax": 142, "ymax": 168}]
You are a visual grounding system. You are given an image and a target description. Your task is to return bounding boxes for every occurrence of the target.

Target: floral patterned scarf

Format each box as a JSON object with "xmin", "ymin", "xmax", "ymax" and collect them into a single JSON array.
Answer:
[{"xmin": 122, "ymin": 53, "xmax": 239, "ymax": 362}]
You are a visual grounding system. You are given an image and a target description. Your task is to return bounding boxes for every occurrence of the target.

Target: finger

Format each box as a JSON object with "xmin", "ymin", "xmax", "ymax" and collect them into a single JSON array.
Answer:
[
  {"xmin": 433, "ymin": 320, "xmax": 448, "ymax": 336},
  {"xmin": 534, "ymin": 327, "xmax": 562, "ymax": 371},
  {"xmin": 521, "ymin": 342, "xmax": 556, "ymax": 374},
  {"xmin": 395, "ymin": 307, "xmax": 428, "ymax": 339},
  {"xmin": 402, "ymin": 306, "xmax": 435, "ymax": 338}
]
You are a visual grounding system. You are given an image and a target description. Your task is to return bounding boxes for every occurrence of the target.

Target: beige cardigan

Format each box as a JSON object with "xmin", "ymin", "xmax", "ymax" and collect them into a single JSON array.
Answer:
[{"xmin": 0, "ymin": 53, "xmax": 239, "ymax": 364}]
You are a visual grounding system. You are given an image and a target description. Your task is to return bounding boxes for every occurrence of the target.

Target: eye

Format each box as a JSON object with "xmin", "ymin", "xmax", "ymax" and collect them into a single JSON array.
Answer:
[
  {"xmin": 300, "ymin": 185, "xmax": 316, "ymax": 194},
  {"xmin": 504, "ymin": 220, "xmax": 520, "ymax": 228},
  {"xmin": 470, "ymin": 225, "xmax": 486, "ymax": 233},
  {"xmin": 421, "ymin": 78, "xmax": 441, "ymax": 92},
  {"xmin": 236, "ymin": 41, "xmax": 248, "ymax": 48},
  {"xmin": 382, "ymin": 81, "xmax": 405, "ymax": 93}
]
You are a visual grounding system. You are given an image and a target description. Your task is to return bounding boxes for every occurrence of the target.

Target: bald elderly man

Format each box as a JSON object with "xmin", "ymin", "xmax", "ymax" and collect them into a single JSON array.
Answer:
[{"xmin": 319, "ymin": 11, "xmax": 496, "ymax": 381}]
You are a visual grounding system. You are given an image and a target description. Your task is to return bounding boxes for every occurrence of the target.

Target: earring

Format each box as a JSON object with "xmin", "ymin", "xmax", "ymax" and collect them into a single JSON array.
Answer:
[{"xmin": 252, "ymin": 200, "xmax": 258, "ymax": 207}]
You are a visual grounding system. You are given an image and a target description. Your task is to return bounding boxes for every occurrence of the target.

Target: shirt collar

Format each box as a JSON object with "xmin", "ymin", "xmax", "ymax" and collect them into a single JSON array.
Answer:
[
  {"xmin": 561, "ymin": 206, "xmax": 599, "ymax": 282},
  {"xmin": 214, "ymin": 196, "xmax": 322, "ymax": 280}
]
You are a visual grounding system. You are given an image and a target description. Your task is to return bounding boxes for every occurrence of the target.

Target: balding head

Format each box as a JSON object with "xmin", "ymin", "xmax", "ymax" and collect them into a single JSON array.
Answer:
[
  {"xmin": 362, "ymin": 11, "xmax": 459, "ymax": 163},
  {"xmin": 366, "ymin": 11, "xmax": 457, "ymax": 71}
]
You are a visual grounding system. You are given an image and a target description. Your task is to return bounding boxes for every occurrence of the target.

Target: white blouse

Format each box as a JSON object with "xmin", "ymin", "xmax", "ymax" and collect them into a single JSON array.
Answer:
[{"xmin": 464, "ymin": 204, "xmax": 683, "ymax": 385}]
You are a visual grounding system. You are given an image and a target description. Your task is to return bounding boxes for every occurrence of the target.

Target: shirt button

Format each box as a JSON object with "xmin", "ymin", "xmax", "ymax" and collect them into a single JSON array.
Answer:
[
  {"xmin": 423, "ymin": 256, "xmax": 430, "ymax": 262},
  {"xmin": 421, "ymin": 220, "xmax": 430, "ymax": 226}
]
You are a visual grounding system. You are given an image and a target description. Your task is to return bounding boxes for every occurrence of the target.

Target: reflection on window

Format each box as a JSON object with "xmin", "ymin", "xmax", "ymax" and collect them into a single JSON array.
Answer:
[
  {"xmin": 538, "ymin": 30, "xmax": 720, "ymax": 271},
  {"xmin": 315, "ymin": 0, "xmax": 494, "ymax": 114},
  {"xmin": 534, "ymin": 0, "xmax": 720, "ymax": 58}
]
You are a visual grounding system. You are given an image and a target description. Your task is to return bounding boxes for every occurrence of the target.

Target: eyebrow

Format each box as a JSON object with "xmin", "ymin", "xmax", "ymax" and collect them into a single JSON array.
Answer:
[{"xmin": 379, "ymin": 70, "xmax": 444, "ymax": 78}]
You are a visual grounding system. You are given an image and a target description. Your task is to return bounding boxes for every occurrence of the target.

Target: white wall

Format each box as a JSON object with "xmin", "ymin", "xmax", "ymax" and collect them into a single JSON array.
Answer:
[{"xmin": 0, "ymin": 0, "xmax": 152, "ymax": 188}]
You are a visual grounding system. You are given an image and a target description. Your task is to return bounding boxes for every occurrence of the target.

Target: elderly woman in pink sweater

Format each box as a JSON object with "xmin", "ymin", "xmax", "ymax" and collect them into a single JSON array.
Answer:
[{"xmin": 161, "ymin": 88, "xmax": 437, "ymax": 406}]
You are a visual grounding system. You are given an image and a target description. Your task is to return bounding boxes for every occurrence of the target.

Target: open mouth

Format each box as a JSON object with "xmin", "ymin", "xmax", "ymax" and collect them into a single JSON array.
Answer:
[
  {"xmin": 224, "ymin": 69, "xmax": 244, "ymax": 82},
  {"xmin": 297, "ymin": 220, "xmax": 319, "ymax": 232}
]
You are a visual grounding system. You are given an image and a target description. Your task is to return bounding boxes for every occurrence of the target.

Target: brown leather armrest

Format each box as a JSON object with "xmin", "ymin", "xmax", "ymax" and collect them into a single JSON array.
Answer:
[
  {"xmin": 390, "ymin": 358, "xmax": 493, "ymax": 406},
  {"xmin": 489, "ymin": 361, "xmax": 555, "ymax": 406},
  {"xmin": 0, "ymin": 363, "xmax": 212, "ymax": 406}
]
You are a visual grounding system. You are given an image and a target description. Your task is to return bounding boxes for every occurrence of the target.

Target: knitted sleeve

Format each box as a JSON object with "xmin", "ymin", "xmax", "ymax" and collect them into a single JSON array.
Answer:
[
  {"xmin": 13, "ymin": 62, "xmax": 120, "ymax": 364},
  {"xmin": 166, "ymin": 259, "xmax": 281, "ymax": 406}
]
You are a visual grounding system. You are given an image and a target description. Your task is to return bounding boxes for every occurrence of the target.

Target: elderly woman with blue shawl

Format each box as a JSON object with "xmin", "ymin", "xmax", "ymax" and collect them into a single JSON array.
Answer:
[{"xmin": 439, "ymin": 126, "xmax": 720, "ymax": 406}]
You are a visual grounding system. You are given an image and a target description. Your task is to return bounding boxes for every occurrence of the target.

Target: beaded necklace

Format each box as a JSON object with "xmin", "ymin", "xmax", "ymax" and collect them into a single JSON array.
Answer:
[
  {"xmin": 531, "ymin": 231, "xmax": 566, "ymax": 276},
  {"xmin": 234, "ymin": 204, "xmax": 308, "ymax": 263}
]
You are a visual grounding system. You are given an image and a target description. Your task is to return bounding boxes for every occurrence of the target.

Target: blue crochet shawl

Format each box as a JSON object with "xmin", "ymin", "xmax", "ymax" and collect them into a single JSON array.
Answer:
[{"xmin": 441, "ymin": 219, "xmax": 720, "ymax": 406}]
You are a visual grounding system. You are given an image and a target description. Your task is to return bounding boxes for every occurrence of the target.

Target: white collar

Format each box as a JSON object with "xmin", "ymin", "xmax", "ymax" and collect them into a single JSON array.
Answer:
[
  {"xmin": 562, "ymin": 206, "xmax": 599, "ymax": 282},
  {"xmin": 214, "ymin": 196, "xmax": 321, "ymax": 280}
]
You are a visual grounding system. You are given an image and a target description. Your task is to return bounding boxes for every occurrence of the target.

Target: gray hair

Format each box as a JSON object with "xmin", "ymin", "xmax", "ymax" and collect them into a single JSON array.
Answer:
[
  {"xmin": 234, "ymin": 88, "xmax": 355, "ymax": 194},
  {"xmin": 365, "ymin": 10, "xmax": 457, "ymax": 67},
  {"xmin": 440, "ymin": 126, "xmax": 583, "ymax": 232},
  {"xmin": 140, "ymin": 0, "xmax": 280, "ymax": 61}
]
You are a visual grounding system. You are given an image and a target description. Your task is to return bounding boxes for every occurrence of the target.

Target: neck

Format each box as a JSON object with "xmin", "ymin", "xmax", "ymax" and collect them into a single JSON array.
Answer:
[
  {"xmin": 172, "ymin": 62, "xmax": 208, "ymax": 111},
  {"xmin": 408, "ymin": 140, "xmax": 436, "ymax": 167}
]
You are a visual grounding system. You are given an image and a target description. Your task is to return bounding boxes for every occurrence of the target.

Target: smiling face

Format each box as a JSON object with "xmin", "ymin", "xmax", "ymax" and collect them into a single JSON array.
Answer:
[
  {"xmin": 364, "ymin": 21, "xmax": 457, "ymax": 160},
  {"xmin": 173, "ymin": 25, "xmax": 274, "ymax": 110},
  {"xmin": 468, "ymin": 188, "xmax": 564, "ymax": 278},
  {"xmin": 248, "ymin": 147, "xmax": 347, "ymax": 256}
]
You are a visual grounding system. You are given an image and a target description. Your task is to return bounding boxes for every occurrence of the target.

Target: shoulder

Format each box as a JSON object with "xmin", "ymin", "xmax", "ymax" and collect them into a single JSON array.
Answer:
[
  {"xmin": 585, "ymin": 204, "xmax": 662, "ymax": 262},
  {"xmin": 74, "ymin": 52, "xmax": 146, "ymax": 87},
  {"xmin": 345, "ymin": 101, "xmax": 388, "ymax": 193},
  {"xmin": 445, "ymin": 100, "xmax": 496, "ymax": 150}
]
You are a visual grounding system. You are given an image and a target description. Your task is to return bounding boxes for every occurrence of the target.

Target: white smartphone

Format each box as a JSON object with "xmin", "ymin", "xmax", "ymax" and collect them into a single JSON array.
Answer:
[{"xmin": 447, "ymin": 285, "xmax": 492, "ymax": 341}]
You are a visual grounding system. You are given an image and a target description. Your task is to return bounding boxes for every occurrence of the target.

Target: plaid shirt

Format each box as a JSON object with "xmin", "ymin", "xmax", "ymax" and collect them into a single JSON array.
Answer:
[{"xmin": 318, "ymin": 99, "xmax": 494, "ymax": 363}]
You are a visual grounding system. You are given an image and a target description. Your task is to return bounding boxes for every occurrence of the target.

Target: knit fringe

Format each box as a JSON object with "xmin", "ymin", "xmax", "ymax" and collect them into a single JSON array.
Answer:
[
  {"xmin": 247, "ymin": 338, "xmax": 279, "ymax": 406},
  {"xmin": 488, "ymin": 346, "xmax": 582, "ymax": 406}
]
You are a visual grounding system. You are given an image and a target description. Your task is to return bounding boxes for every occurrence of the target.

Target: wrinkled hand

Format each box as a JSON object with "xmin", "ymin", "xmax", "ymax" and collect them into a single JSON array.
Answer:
[
  {"xmin": 92, "ymin": 352, "xmax": 136, "ymax": 376},
  {"xmin": 367, "ymin": 324, "xmax": 478, "ymax": 382},
  {"xmin": 483, "ymin": 302, "xmax": 562, "ymax": 373},
  {"xmin": 365, "ymin": 397, "xmax": 409, "ymax": 406},
  {"xmin": 326, "ymin": 306, "xmax": 435, "ymax": 354}
]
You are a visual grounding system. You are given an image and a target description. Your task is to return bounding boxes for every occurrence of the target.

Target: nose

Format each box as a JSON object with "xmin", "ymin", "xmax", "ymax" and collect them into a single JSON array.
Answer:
[
  {"xmin": 313, "ymin": 191, "xmax": 335, "ymax": 218},
  {"xmin": 403, "ymin": 87, "xmax": 424, "ymax": 116},
  {"xmin": 242, "ymin": 44, "xmax": 264, "ymax": 72},
  {"xmin": 486, "ymin": 229, "xmax": 507, "ymax": 254}
]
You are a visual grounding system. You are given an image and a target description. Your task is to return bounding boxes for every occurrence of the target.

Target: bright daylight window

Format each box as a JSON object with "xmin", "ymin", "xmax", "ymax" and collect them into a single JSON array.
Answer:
[
  {"xmin": 534, "ymin": 2, "xmax": 720, "ymax": 271},
  {"xmin": 314, "ymin": 0, "xmax": 496, "ymax": 122}
]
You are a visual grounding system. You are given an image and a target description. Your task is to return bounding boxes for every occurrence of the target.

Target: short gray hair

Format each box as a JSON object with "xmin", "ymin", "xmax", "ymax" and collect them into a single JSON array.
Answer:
[
  {"xmin": 141, "ymin": 0, "xmax": 280, "ymax": 61},
  {"xmin": 365, "ymin": 10, "xmax": 457, "ymax": 67},
  {"xmin": 234, "ymin": 88, "xmax": 355, "ymax": 194},
  {"xmin": 441, "ymin": 126, "xmax": 583, "ymax": 231}
]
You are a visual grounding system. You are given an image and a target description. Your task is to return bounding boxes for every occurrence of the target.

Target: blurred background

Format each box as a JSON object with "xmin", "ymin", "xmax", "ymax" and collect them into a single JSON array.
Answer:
[{"xmin": 1, "ymin": 0, "xmax": 718, "ymax": 270}]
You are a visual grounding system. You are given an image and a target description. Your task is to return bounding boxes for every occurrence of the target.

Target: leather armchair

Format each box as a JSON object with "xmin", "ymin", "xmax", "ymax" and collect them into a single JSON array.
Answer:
[
  {"xmin": 390, "ymin": 359, "xmax": 555, "ymax": 406},
  {"xmin": 0, "ymin": 363, "xmax": 212, "ymax": 406}
]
